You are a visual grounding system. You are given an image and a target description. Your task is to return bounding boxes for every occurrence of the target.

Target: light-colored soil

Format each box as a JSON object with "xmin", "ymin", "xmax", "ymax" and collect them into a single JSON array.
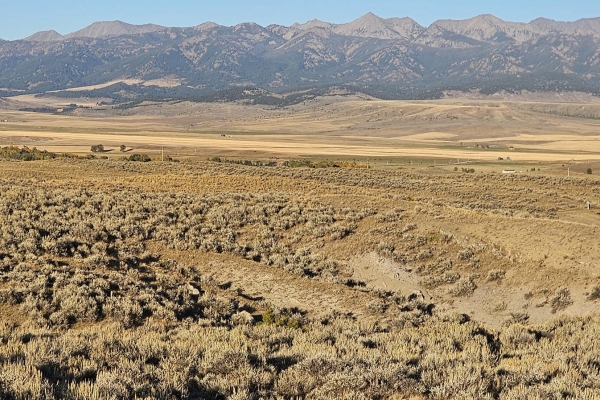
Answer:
[
  {"xmin": 60, "ymin": 79, "xmax": 143, "ymax": 91},
  {"xmin": 150, "ymin": 244, "xmax": 384, "ymax": 322},
  {"xmin": 349, "ymin": 253, "xmax": 429, "ymax": 296}
]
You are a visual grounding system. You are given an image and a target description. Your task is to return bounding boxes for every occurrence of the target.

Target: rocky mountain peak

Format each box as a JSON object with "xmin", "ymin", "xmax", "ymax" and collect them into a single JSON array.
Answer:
[
  {"xmin": 64, "ymin": 21, "xmax": 166, "ymax": 39},
  {"xmin": 356, "ymin": 12, "xmax": 383, "ymax": 24},
  {"xmin": 529, "ymin": 17, "xmax": 556, "ymax": 28},
  {"xmin": 292, "ymin": 19, "xmax": 335, "ymax": 30},
  {"xmin": 194, "ymin": 22, "xmax": 221, "ymax": 31},
  {"xmin": 334, "ymin": 12, "xmax": 389, "ymax": 38},
  {"xmin": 330, "ymin": 12, "xmax": 424, "ymax": 40},
  {"xmin": 472, "ymin": 14, "xmax": 504, "ymax": 24},
  {"xmin": 24, "ymin": 30, "xmax": 64, "ymax": 42}
]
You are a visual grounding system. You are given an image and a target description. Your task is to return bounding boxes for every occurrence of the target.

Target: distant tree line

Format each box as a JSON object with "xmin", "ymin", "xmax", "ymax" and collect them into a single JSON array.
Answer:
[
  {"xmin": 0, "ymin": 146, "xmax": 77, "ymax": 161},
  {"xmin": 283, "ymin": 159, "xmax": 372, "ymax": 169},
  {"xmin": 209, "ymin": 157, "xmax": 277, "ymax": 167}
]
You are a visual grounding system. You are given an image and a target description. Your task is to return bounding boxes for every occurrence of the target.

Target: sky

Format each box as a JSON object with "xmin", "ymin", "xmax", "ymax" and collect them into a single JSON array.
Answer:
[{"xmin": 2, "ymin": 0, "xmax": 600, "ymax": 40}]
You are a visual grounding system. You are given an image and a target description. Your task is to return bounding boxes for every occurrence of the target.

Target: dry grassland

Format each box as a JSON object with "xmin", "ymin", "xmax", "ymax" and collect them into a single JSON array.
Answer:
[
  {"xmin": 0, "ymin": 97, "xmax": 600, "ymax": 398},
  {"xmin": 3, "ymin": 97, "xmax": 600, "ymax": 166},
  {"xmin": 0, "ymin": 156, "xmax": 599, "ymax": 398}
]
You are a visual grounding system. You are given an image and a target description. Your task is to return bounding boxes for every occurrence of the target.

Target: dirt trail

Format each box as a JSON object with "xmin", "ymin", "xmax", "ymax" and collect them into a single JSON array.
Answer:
[{"xmin": 147, "ymin": 243, "xmax": 382, "ymax": 322}]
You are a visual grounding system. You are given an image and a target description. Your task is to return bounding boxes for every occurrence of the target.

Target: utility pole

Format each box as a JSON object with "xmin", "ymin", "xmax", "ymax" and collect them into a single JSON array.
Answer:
[{"xmin": 161, "ymin": 147, "xmax": 164, "ymax": 162}]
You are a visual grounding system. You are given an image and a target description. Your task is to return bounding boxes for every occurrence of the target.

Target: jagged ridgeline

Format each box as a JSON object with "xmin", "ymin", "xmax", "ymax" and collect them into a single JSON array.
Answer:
[{"xmin": 2, "ymin": 13, "xmax": 600, "ymax": 102}]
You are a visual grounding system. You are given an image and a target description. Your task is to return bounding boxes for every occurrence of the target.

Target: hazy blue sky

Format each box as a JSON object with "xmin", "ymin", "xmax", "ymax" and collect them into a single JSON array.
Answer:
[{"xmin": 3, "ymin": 0, "xmax": 600, "ymax": 40}]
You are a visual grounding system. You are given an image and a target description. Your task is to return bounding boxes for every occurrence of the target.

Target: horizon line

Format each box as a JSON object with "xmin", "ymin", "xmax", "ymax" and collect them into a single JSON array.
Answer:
[{"xmin": 11, "ymin": 11, "xmax": 600, "ymax": 41}]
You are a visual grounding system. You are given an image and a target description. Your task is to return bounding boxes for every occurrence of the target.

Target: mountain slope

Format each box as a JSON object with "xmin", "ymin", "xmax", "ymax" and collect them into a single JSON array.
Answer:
[
  {"xmin": 530, "ymin": 17, "xmax": 600, "ymax": 36},
  {"xmin": 385, "ymin": 17, "xmax": 426, "ymax": 39},
  {"xmin": 432, "ymin": 14, "xmax": 545, "ymax": 43}
]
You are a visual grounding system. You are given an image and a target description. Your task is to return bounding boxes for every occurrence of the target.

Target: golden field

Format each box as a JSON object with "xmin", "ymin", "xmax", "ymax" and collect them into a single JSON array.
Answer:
[{"xmin": 3, "ymin": 95, "xmax": 600, "ymax": 166}]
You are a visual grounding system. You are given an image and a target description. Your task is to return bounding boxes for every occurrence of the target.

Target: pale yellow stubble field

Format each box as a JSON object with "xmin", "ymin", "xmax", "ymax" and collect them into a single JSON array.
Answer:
[{"xmin": 2, "ymin": 97, "xmax": 600, "ymax": 164}]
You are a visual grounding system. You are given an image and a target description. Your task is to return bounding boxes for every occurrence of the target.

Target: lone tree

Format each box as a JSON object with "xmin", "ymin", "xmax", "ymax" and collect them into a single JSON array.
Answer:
[
  {"xmin": 120, "ymin": 145, "xmax": 126, "ymax": 152},
  {"xmin": 587, "ymin": 168, "xmax": 593, "ymax": 175},
  {"xmin": 90, "ymin": 144, "xmax": 104, "ymax": 153}
]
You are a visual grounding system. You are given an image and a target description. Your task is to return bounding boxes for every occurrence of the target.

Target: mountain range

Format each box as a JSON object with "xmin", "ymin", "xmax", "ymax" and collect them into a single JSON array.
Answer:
[
  {"xmin": 23, "ymin": 21, "xmax": 167, "ymax": 42},
  {"xmin": 1, "ymin": 13, "xmax": 600, "ymax": 104}
]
